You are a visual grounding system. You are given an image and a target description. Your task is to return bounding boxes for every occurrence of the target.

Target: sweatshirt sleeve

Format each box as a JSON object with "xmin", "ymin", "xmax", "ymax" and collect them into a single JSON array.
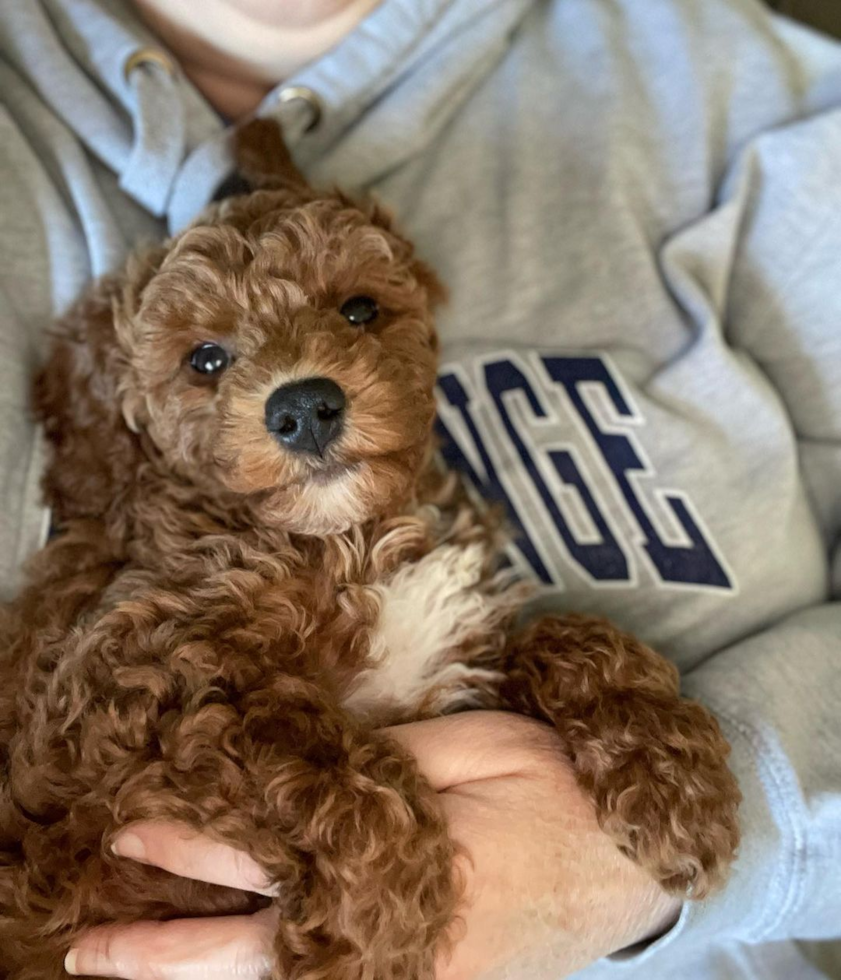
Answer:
[
  {"xmin": 617, "ymin": 20, "xmax": 841, "ymax": 959},
  {"xmin": 624, "ymin": 605, "xmax": 841, "ymax": 961}
]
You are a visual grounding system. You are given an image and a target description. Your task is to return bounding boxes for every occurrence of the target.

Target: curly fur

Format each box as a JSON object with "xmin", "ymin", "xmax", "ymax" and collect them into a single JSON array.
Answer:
[{"xmin": 0, "ymin": 121, "xmax": 740, "ymax": 980}]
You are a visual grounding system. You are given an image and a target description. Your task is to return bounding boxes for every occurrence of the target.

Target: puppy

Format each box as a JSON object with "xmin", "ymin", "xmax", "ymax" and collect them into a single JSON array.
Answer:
[{"xmin": 0, "ymin": 121, "xmax": 739, "ymax": 980}]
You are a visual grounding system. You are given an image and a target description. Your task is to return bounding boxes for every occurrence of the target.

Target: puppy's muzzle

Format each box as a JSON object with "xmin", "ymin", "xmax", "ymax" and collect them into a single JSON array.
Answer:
[{"xmin": 265, "ymin": 378, "xmax": 346, "ymax": 457}]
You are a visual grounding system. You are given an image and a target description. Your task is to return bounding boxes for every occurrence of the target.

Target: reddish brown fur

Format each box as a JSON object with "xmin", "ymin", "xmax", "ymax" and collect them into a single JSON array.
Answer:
[{"xmin": 0, "ymin": 122, "xmax": 739, "ymax": 980}]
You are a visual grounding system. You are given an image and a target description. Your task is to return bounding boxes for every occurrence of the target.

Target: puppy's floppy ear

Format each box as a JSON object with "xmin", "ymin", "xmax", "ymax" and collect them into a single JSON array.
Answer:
[
  {"xmin": 35, "ymin": 253, "xmax": 162, "ymax": 528},
  {"xmin": 231, "ymin": 118, "xmax": 312, "ymax": 196},
  {"xmin": 361, "ymin": 198, "xmax": 448, "ymax": 311}
]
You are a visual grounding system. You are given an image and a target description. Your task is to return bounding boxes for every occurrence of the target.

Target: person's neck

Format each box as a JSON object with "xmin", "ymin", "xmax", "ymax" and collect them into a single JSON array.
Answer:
[{"xmin": 132, "ymin": 0, "xmax": 382, "ymax": 119}]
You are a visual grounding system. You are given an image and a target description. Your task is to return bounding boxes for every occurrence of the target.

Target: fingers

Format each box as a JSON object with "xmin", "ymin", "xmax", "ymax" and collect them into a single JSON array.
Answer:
[
  {"xmin": 382, "ymin": 711, "xmax": 563, "ymax": 791},
  {"xmin": 111, "ymin": 821, "xmax": 277, "ymax": 897},
  {"xmin": 76, "ymin": 824, "xmax": 279, "ymax": 978},
  {"xmin": 65, "ymin": 907, "xmax": 278, "ymax": 979}
]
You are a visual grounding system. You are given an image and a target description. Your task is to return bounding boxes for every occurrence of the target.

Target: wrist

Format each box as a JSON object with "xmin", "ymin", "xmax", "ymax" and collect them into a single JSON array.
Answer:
[
  {"xmin": 638, "ymin": 892, "xmax": 683, "ymax": 944},
  {"xmin": 612, "ymin": 888, "xmax": 682, "ymax": 958}
]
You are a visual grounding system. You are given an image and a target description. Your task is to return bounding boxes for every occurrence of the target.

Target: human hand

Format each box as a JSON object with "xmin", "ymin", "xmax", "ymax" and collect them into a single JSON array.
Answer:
[{"xmin": 65, "ymin": 712, "xmax": 681, "ymax": 980}]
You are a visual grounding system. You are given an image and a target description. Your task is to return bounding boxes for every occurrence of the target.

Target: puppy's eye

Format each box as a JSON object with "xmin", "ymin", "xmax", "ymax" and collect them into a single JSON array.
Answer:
[
  {"xmin": 340, "ymin": 296, "xmax": 379, "ymax": 326},
  {"xmin": 190, "ymin": 343, "xmax": 230, "ymax": 376}
]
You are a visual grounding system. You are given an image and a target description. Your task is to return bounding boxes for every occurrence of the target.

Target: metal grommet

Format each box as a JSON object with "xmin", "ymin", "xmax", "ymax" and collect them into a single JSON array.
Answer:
[
  {"xmin": 123, "ymin": 47, "xmax": 176, "ymax": 83},
  {"xmin": 276, "ymin": 85, "xmax": 324, "ymax": 133}
]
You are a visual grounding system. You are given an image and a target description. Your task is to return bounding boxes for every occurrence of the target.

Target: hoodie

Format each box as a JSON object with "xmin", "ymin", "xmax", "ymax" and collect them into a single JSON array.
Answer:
[{"xmin": 1, "ymin": 1, "xmax": 841, "ymax": 977}]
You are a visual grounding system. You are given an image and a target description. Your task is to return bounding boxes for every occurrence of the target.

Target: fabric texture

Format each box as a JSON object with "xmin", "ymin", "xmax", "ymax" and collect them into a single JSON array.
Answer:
[{"xmin": 1, "ymin": 0, "xmax": 841, "ymax": 976}]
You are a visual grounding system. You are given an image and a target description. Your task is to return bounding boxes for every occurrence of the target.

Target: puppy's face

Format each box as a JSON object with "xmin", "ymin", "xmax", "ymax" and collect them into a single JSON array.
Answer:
[{"xmin": 120, "ymin": 191, "xmax": 441, "ymax": 534}]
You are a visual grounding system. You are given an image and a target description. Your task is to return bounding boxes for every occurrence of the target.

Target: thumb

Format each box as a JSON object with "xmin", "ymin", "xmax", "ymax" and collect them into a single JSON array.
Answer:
[{"xmin": 66, "ymin": 907, "xmax": 278, "ymax": 980}]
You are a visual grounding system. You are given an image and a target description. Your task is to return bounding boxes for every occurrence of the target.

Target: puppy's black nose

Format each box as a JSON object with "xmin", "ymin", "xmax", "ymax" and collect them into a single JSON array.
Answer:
[{"xmin": 265, "ymin": 378, "xmax": 346, "ymax": 456}]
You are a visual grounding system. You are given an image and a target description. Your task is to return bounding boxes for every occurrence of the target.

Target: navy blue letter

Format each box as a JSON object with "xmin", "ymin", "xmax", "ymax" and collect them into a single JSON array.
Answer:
[
  {"xmin": 483, "ymin": 360, "xmax": 629, "ymax": 582},
  {"xmin": 436, "ymin": 372, "xmax": 553, "ymax": 582},
  {"xmin": 542, "ymin": 357, "xmax": 731, "ymax": 588}
]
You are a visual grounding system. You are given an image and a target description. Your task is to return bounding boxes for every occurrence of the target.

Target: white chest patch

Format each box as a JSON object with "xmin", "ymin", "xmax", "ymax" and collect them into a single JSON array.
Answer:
[{"xmin": 342, "ymin": 543, "xmax": 511, "ymax": 723}]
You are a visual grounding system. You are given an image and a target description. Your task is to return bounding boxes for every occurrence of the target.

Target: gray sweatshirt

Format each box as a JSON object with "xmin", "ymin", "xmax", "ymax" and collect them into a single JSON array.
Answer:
[{"xmin": 1, "ymin": 0, "xmax": 841, "ymax": 977}]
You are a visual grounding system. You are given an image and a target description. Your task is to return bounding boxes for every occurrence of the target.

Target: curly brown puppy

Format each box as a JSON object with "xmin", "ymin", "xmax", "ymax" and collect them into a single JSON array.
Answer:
[{"xmin": 0, "ymin": 121, "xmax": 740, "ymax": 980}]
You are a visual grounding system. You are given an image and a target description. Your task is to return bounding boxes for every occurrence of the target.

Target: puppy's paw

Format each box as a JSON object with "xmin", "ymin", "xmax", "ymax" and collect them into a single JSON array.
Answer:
[{"xmin": 593, "ymin": 697, "xmax": 741, "ymax": 899}]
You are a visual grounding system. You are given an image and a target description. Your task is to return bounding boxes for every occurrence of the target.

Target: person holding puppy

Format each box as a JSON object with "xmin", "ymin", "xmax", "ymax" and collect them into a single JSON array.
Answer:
[{"xmin": 1, "ymin": 0, "xmax": 840, "ymax": 978}]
